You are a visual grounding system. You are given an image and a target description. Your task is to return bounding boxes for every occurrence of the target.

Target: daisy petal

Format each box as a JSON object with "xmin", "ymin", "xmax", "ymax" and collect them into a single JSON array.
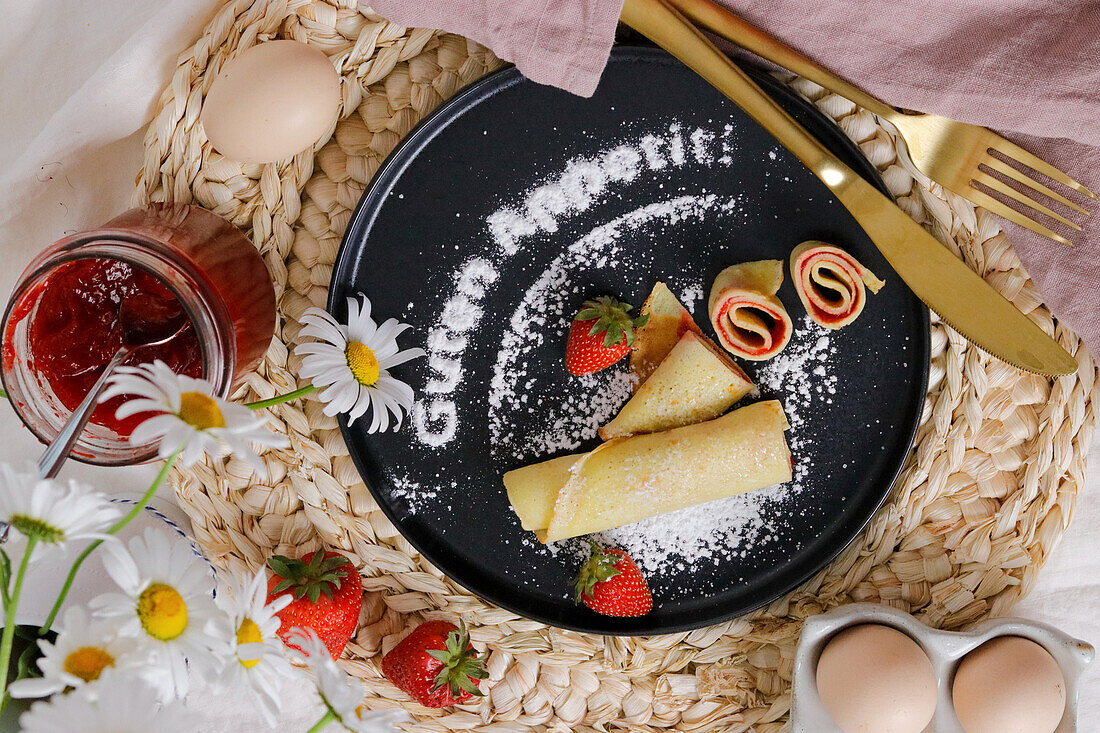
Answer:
[{"xmin": 295, "ymin": 293, "xmax": 423, "ymax": 434}]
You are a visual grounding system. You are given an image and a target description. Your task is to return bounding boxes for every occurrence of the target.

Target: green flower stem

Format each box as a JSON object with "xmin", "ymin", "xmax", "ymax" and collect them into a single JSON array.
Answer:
[
  {"xmin": 37, "ymin": 449, "xmax": 181, "ymax": 636},
  {"xmin": 0, "ymin": 536, "xmax": 37, "ymax": 704},
  {"xmin": 305, "ymin": 709, "xmax": 336, "ymax": 733},
  {"xmin": 245, "ymin": 384, "xmax": 317, "ymax": 411}
]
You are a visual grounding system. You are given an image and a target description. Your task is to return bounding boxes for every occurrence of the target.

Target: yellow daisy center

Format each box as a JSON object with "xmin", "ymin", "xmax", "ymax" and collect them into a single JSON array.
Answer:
[
  {"xmin": 137, "ymin": 583, "xmax": 188, "ymax": 641},
  {"xmin": 345, "ymin": 341, "xmax": 380, "ymax": 386},
  {"xmin": 178, "ymin": 391, "xmax": 226, "ymax": 430},
  {"xmin": 236, "ymin": 618, "xmax": 263, "ymax": 669},
  {"xmin": 63, "ymin": 646, "xmax": 114, "ymax": 683}
]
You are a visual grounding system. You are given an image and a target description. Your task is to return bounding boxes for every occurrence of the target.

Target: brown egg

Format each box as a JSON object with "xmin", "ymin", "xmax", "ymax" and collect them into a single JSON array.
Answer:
[
  {"xmin": 952, "ymin": 636, "xmax": 1066, "ymax": 733},
  {"xmin": 200, "ymin": 40, "xmax": 341, "ymax": 164},
  {"xmin": 815, "ymin": 624, "xmax": 938, "ymax": 733}
]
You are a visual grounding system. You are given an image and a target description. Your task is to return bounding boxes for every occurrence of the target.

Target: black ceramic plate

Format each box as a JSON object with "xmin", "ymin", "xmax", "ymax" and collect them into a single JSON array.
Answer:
[{"xmin": 330, "ymin": 47, "xmax": 929, "ymax": 635}]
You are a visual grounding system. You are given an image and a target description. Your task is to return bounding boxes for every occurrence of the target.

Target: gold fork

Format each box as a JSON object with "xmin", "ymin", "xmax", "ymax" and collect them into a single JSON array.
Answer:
[{"xmin": 666, "ymin": 0, "xmax": 1096, "ymax": 245}]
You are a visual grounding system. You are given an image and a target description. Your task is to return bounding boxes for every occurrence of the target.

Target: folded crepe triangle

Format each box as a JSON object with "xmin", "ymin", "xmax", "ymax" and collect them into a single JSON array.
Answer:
[
  {"xmin": 600, "ymin": 331, "xmax": 753, "ymax": 440},
  {"xmin": 629, "ymin": 282, "xmax": 702, "ymax": 389}
]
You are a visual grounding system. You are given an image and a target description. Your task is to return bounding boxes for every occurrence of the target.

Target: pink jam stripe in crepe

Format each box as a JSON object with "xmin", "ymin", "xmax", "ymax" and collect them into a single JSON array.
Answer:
[
  {"xmin": 790, "ymin": 241, "xmax": 884, "ymax": 329},
  {"xmin": 708, "ymin": 259, "xmax": 792, "ymax": 360}
]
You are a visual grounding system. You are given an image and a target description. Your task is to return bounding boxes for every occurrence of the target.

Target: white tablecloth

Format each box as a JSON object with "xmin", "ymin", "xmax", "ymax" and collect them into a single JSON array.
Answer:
[{"xmin": 1, "ymin": 1, "xmax": 1096, "ymax": 729}]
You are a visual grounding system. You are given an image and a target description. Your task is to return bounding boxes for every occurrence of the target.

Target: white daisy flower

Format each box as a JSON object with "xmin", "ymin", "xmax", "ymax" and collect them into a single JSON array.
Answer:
[
  {"xmin": 0, "ymin": 462, "xmax": 120, "ymax": 552},
  {"xmin": 9, "ymin": 606, "xmax": 145, "ymax": 698},
  {"xmin": 19, "ymin": 670, "xmax": 200, "ymax": 733},
  {"xmin": 100, "ymin": 360, "xmax": 288, "ymax": 479},
  {"xmin": 296, "ymin": 294, "xmax": 425, "ymax": 431},
  {"xmin": 211, "ymin": 566, "xmax": 298, "ymax": 728},
  {"xmin": 89, "ymin": 527, "xmax": 227, "ymax": 702},
  {"xmin": 289, "ymin": 627, "xmax": 407, "ymax": 733}
]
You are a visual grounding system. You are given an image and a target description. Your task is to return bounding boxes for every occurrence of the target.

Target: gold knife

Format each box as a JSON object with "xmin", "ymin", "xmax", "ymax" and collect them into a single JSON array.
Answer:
[{"xmin": 620, "ymin": 0, "xmax": 1077, "ymax": 376}]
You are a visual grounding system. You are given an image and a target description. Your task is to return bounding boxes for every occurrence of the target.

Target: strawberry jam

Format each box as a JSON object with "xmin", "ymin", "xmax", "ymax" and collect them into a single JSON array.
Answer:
[
  {"xmin": 2, "ymin": 204, "xmax": 276, "ymax": 465},
  {"xmin": 26, "ymin": 258, "xmax": 202, "ymax": 436}
]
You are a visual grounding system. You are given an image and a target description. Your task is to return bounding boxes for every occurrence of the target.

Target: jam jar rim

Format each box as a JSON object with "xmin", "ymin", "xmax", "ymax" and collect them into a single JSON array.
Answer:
[{"xmin": 1, "ymin": 234, "xmax": 237, "ymax": 467}]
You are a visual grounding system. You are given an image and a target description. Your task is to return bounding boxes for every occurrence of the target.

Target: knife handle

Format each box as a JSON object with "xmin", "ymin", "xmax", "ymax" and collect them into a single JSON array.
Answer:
[
  {"xmin": 665, "ymin": 0, "xmax": 898, "ymax": 120},
  {"xmin": 621, "ymin": 0, "xmax": 853, "ymax": 188}
]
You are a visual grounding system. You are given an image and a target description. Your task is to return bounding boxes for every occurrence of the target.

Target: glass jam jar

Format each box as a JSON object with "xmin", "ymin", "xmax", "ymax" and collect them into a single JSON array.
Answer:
[{"xmin": 1, "ymin": 204, "xmax": 276, "ymax": 466}]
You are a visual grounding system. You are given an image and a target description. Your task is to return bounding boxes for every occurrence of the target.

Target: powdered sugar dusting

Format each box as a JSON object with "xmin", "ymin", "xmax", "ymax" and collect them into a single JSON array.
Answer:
[
  {"xmin": 548, "ymin": 485, "xmax": 790, "ymax": 577},
  {"xmin": 414, "ymin": 122, "xmax": 747, "ymax": 450},
  {"xmin": 414, "ymin": 258, "xmax": 499, "ymax": 448},
  {"xmin": 397, "ymin": 120, "xmax": 850, "ymax": 579},
  {"xmin": 680, "ymin": 281, "xmax": 704, "ymax": 314},
  {"xmin": 388, "ymin": 474, "xmax": 438, "ymax": 515},
  {"xmin": 757, "ymin": 316, "xmax": 837, "ymax": 486},
  {"xmin": 486, "ymin": 195, "xmax": 736, "ymax": 460}
]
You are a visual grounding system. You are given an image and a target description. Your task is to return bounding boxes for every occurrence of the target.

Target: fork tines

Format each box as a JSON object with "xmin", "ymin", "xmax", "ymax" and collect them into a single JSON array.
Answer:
[{"xmin": 968, "ymin": 142, "xmax": 1095, "ymax": 246}]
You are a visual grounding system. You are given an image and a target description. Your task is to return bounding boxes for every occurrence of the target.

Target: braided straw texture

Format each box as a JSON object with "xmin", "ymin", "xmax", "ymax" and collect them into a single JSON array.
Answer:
[{"xmin": 133, "ymin": 2, "xmax": 1097, "ymax": 730}]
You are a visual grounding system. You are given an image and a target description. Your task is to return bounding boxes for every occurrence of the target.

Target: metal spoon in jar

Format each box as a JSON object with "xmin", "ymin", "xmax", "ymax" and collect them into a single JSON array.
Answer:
[{"xmin": 35, "ymin": 300, "xmax": 190, "ymax": 480}]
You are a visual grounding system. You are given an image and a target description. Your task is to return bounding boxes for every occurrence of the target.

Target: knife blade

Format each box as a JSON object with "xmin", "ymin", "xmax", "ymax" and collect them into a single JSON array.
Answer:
[{"xmin": 837, "ymin": 173, "xmax": 1077, "ymax": 375}]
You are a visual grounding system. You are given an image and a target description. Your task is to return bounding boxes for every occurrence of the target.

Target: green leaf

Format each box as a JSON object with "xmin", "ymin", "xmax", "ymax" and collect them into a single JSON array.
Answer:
[
  {"xmin": 16, "ymin": 638, "xmax": 40, "ymax": 681},
  {"xmin": 430, "ymin": 622, "xmax": 487, "ymax": 698},
  {"xmin": 266, "ymin": 552, "xmax": 349, "ymax": 606},
  {"xmin": 603, "ymin": 324, "xmax": 623, "ymax": 348},
  {"xmin": 455, "ymin": 674, "xmax": 483, "ymax": 696},
  {"xmin": 462, "ymin": 660, "xmax": 489, "ymax": 680},
  {"xmin": 572, "ymin": 541, "xmax": 622, "ymax": 602},
  {"xmin": 271, "ymin": 578, "xmax": 296, "ymax": 595},
  {"xmin": 577, "ymin": 307, "xmax": 602, "ymax": 321},
  {"xmin": 266, "ymin": 556, "xmax": 295, "ymax": 577}
]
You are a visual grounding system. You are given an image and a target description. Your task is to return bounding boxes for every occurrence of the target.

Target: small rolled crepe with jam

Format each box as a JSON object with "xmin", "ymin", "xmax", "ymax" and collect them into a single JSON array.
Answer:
[
  {"xmin": 505, "ymin": 401, "xmax": 792, "ymax": 543},
  {"xmin": 708, "ymin": 260, "xmax": 793, "ymax": 361},
  {"xmin": 790, "ymin": 241, "xmax": 884, "ymax": 329}
]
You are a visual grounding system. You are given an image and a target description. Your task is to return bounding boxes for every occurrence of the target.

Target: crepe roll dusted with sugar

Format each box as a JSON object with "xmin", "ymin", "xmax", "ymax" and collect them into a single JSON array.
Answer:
[
  {"xmin": 790, "ymin": 241, "xmax": 884, "ymax": 329},
  {"xmin": 708, "ymin": 260, "xmax": 793, "ymax": 360},
  {"xmin": 505, "ymin": 453, "xmax": 581, "ymax": 535},
  {"xmin": 546, "ymin": 401, "xmax": 791, "ymax": 542},
  {"xmin": 505, "ymin": 401, "xmax": 792, "ymax": 543}
]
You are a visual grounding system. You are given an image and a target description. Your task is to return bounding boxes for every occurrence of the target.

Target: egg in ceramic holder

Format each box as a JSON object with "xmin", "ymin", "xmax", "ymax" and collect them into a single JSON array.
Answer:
[{"xmin": 792, "ymin": 603, "xmax": 1093, "ymax": 733}]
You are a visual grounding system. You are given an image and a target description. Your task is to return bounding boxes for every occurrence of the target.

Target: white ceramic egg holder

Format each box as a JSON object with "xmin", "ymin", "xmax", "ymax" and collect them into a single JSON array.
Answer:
[{"xmin": 792, "ymin": 603, "xmax": 1094, "ymax": 732}]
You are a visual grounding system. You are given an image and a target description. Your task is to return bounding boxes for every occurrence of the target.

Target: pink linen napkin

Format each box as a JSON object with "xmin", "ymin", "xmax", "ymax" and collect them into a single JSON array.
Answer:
[{"xmin": 370, "ymin": 0, "xmax": 1100, "ymax": 358}]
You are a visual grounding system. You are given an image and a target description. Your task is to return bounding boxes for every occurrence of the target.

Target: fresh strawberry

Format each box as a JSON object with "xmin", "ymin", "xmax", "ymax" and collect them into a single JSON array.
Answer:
[
  {"xmin": 565, "ymin": 296, "xmax": 648, "ymax": 375},
  {"xmin": 266, "ymin": 550, "xmax": 363, "ymax": 659},
  {"xmin": 381, "ymin": 620, "xmax": 488, "ymax": 708},
  {"xmin": 573, "ymin": 541, "xmax": 652, "ymax": 617}
]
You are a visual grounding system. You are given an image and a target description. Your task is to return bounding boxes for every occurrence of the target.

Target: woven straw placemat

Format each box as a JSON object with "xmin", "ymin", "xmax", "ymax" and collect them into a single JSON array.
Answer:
[{"xmin": 133, "ymin": 2, "xmax": 1098, "ymax": 730}]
